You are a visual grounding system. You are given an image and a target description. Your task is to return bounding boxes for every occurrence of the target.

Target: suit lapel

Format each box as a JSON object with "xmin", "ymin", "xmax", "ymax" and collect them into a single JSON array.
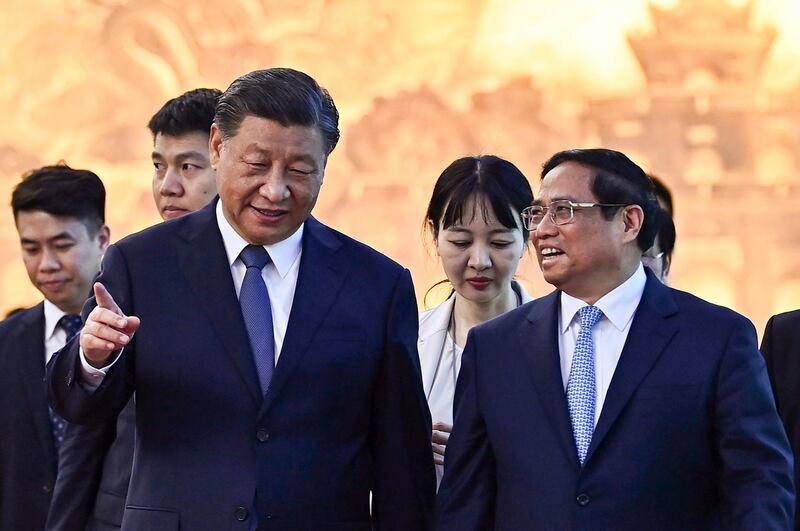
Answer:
[
  {"xmin": 258, "ymin": 217, "xmax": 348, "ymax": 418},
  {"xmin": 16, "ymin": 303, "xmax": 57, "ymax": 469},
  {"xmin": 584, "ymin": 274, "xmax": 679, "ymax": 464},
  {"xmin": 521, "ymin": 291, "xmax": 579, "ymax": 467},
  {"xmin": 177, "ymin": 200, "xmax": 262, "ymax": 406}
]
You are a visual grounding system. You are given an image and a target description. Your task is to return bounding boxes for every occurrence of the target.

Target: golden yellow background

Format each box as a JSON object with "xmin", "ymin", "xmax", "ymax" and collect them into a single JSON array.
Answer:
[{"xmin": 1, "ymin": 0, "xmax": 799, "ymax": 336}]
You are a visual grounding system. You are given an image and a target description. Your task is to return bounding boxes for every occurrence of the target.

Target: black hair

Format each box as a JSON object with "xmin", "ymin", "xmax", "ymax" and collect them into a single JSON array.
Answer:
[
  {"xmin": 657, "ymin": 209, "xmax": 676, "ymax": 267},
  {"xmin": 649, "ymin": 174, "xmax": 674, "ymax": 215},
  {"xmin": 426, "ymin": 155, "xmax": 533, "ymax": 242},
  {"xmin": 147, "ymin": 88, "xmax": 222, "ymax": 138},
  {"xmin": 541, "ymin": 148, "xmax": 661, "ymax": 251},
  {"xmin": 215, "ymin": 68, "xmax": 340, "ymax": 154},
  {"xmin": 11, "ymin": 163, "xmax": 106, "ymax": 234}
]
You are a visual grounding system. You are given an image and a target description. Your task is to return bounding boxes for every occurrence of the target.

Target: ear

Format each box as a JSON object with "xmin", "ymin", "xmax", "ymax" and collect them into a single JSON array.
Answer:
[
  {"xmin": 620, "ymin": 205, "xmax": 644, "ymax": 244},
  {"xmin": 96, "ymin": 225, "xmax": 111, "ymax": 251},
  {"xmin": 209, "ymin": 123, "xmax": 223, "ymax": 169}
]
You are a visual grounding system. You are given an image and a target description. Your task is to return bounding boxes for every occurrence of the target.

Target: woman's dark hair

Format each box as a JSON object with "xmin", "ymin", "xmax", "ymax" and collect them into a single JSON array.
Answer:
[
  {"xmin": 541, "ymin": 148, "xmax": 661, "ymax": 251},
  {"xmin": 425, "ymin": 155, "xmax": 533, "ymax": 241},
  {"xmin": 423, "ymin": 155, "xmax": 533, "ymax": 308}
]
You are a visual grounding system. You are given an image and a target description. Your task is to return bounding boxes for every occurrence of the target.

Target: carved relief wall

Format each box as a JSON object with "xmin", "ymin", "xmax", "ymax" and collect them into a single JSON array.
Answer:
[{"xmin": 1, "ymin": 0, "xmax": 799, "ymax": 335}]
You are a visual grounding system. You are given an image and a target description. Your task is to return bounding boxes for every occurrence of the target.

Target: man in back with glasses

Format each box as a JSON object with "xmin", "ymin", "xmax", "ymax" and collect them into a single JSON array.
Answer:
[{"xmin": 436, "ymin": 148, "xmax": 794, "ymax": 530}]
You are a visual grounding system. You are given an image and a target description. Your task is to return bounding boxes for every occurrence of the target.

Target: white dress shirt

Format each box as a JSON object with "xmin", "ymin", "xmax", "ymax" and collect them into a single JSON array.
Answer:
[
  {"xmin": 558, "ymin": 264, "xmax": 646, "ymax": 426},
  {"xmin": 43, "ymin": 299, "xmax": 68, "ymax": 364},
  {"xmin": 80, "ymin": 200, "xmax": 303, "ymax": 382}
]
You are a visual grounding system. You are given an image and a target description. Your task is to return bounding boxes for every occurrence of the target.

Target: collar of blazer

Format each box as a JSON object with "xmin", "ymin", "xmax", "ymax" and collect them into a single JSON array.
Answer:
[
  {"xmin": 418, "ymin": 281, "xmax": 535, "ymax": 395},
  {"xmin": 520, "ymin": 270, "xmax": 679, "ymax": 468}
]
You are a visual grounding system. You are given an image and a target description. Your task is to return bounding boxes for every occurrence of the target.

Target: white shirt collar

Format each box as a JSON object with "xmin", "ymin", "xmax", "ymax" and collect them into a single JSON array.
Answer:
[
  {"xmin": 43, "ymin": 298, "xmax": 67, "ymax": 341},
  {"xmin": 559, "ymin": 263, "xmax": 647, "ymax": 334},
  {"xmin": 215, "ymin": 199, "xmax": 304, "ymax": 278}
]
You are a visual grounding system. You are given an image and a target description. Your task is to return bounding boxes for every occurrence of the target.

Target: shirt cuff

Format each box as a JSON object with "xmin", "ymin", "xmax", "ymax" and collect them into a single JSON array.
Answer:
[{"xmin": 78, "ymin": 347, "xmax": 123, "ymax": 390}]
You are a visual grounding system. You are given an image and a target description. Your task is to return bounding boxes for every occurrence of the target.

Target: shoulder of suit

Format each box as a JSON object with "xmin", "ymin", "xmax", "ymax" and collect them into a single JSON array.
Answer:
[
  {"xmin": 649, "ymin": 283, "xmax": 753, "ymax": 331},
  {"xmin": 769, "ymin": 309, "xmax": 800, "ymax": 333},
  {"xmin": 112, "ymin": 211, "xmax": 189, "ymax": 251},
  {"xmin": 310, "ymin": 218, "xmax": 405, "ymax": 273},
  {"xmin": 0, "ymin": 303, "xmax": 42, "ymax": 336}
]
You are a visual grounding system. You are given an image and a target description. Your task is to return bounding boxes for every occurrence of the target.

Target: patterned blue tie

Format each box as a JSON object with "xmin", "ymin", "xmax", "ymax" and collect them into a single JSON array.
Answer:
[
  {"xmin": 51, "ymin": 314, "xmax": 82, "ymax": 449},
  {"xmin": 239, "ymin": 245, "xmax": 275, "ymax": 395},
  {"xmin": 566, "ymin": 305, "xmax": 603, "ymax": 466}
]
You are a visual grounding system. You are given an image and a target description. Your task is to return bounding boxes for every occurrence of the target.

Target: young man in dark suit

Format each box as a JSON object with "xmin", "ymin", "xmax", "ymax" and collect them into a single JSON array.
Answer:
[
  {"xmin": 0, "ymin": 165, "xmax": 108, "ymax": 531},
  {"xmin": 762, "ymin": 309, "xmax": 800, "ymax": 530},
  {"xmin": 47, "ymin": 68, "xmax": 435, "ymax": 531},
  {"xmin": 436, "ymin": 148, "xmax": 794, "ymax": 530},
  {"xmin": 45, "ymin": 88, "xmax": 221, "ymax": 531}
]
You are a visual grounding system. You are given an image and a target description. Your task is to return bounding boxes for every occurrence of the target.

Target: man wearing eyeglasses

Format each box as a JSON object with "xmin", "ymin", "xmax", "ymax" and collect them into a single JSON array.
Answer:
[{"xmin": 436, "ymin": 148, "xmax": 793, "ymax": 530}]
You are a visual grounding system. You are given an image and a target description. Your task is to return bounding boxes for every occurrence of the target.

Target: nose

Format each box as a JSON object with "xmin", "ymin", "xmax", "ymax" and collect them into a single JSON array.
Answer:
[
  {"xmin": 259, "ymin": 168, "xmax": 290, "ymax": 202},
  {"xmin": 467, "ymin": 243, "xmax": 491, "ymax": 271},
  {"xmin": 159, "ymin": 167, "xmax": 183, "ymax": 197},
  {"xmin": 533, "ymin": 209, "xmax": 559, "ymax": 240},
  {"xmin": 39, "ymin": 246, "xmax": 61, "ymax": 273}
]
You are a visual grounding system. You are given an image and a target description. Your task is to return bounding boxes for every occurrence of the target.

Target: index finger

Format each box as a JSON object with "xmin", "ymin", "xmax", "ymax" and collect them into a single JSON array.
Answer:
[{"xmin": 93, "ymin": 282, "xmax": 122, "ymax": 315}]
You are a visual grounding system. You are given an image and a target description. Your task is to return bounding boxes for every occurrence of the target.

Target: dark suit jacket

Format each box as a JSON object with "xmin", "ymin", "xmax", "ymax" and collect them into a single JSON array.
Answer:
[
  {"xmin": 47, "ymin": 199, "xmax": 435, "ymax": 531},
  {"xmin": 45, "ymin": 397, "xmax": 135, "ymax": 531},
  {"xmin": 436, "ymin": 272, "xmax": 794, "ymax": 531},
  {"xmin": 0, "ymin": 303, "xmax": 58, "ymax": 531},
  {"xmin": 762, "ymin": 309, "xmax": 800, "ymax": 530}
]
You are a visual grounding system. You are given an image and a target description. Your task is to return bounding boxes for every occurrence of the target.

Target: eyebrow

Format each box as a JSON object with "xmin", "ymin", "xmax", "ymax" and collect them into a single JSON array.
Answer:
[
  {"xmin": 246, "ymin": 147, "xmax": 318, "ymax": 166},
  {"xmin": 445, "ymin": 226, "xmax": 515, "ymax": 234},
  {"xmin": 20, "ymin": 232, "xmax": 76, "ymax": 245},
  {"xmin": 152, "ymin": 150, "xmax": 208, "ymax": 162},
  {"xmin": 532, "ymin": 196, "xmax": 582, "ymax": 205}
]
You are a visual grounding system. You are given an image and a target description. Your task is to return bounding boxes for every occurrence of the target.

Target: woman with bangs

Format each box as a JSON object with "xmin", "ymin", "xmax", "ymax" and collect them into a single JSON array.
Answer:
[{"xmin": 419, "ymin": 155, "xmax": 535, "ymax": 487}]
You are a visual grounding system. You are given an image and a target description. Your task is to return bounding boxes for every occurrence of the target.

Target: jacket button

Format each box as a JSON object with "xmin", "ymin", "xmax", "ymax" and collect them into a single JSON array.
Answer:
[
  {"xmin": 42, "ymin": 484, "xmax": 52, "ymax": 493},
  {"xmin": 576, "ymin": 493, "xmax": 590, "ymax": 506},
  {"xmin": 234, "ymin": 506, "xmax": 249, "ymax": 521},
  {"xmin": 256, "ymin": 429, "xmax": 269, "ymax": 442}
]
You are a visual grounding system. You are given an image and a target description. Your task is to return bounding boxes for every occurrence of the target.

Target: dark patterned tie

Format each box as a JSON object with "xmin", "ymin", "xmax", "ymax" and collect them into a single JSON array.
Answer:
[
  {"xmin": 50, "ymin": 314, "xmax": 82, "ymax": 449},
  {"xmin": 238, "ymin": 245, "xmax": 275, "ymax": 395}
]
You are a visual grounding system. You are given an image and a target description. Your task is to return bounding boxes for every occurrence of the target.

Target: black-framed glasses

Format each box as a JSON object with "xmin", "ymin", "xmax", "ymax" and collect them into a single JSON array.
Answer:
[{"xmin": 521, "ymin": 199, "xmax": 629, "ymax": 230}]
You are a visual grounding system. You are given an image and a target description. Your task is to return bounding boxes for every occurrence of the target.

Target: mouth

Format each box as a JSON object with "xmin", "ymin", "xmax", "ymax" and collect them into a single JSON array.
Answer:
[
  {"xmin": 250, "ymin": 205, "xmax": 288, "ymax": 225},
  {"xmin": 466, "ymin": 277, "xmax": 492, "ymax": 290},
  {"xmin": 539, "ymin": 247, "xmax": 565, "ymax": 263},
  {"xmin": 39, "ymin": 279, "xmax": 68, "ymax": 292},
  {"xmin": 161, "ymin": 207, "xmax": 190, "ymax": 219}
]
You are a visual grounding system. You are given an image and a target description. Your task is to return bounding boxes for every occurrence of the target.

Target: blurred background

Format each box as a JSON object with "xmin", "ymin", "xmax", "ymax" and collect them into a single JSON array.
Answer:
[{"xmin": 1, "ymin": 0, "xmax": 799, "ymax": 335}]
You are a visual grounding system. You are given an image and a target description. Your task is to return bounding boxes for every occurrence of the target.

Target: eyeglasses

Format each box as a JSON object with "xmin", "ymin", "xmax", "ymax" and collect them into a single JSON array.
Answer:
[{"xmin": 521, "ymin": 199, "xmax": 629, "ymax": 230}]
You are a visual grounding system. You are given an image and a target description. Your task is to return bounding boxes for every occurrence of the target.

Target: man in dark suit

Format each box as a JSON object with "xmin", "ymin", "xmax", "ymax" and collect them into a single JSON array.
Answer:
[
  {"xmin": 0, "ymin": 165, "xmax": 109, "ymax": 531},
  {"xmin": 436, "ymin": 148, "xmax": 794, "ymax": 530},
  {"xmin": 47, "ymin": 68, "xmax": 435, "ymax": 531},
  {"xmin": 762, "ymin": 309, "xmax": 800, "ymax": 530},
  {"xmin": 46, "ymin": 87, "xmax": 221, "ymax": 531}
]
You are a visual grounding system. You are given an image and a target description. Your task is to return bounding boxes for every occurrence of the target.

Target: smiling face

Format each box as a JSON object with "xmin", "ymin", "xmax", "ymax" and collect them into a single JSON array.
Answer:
[
  {"xmin": 16, "ymin": 210, "xmax": 109, "ymax": 314},
  {"xmin": 435, "ymin": 194, "xmax": 525, "ymax": 305},
  {"xmin": 151, "ymin": 132, "xmax": 217, "ymax": 220},
  {"xmin": 534, "ymin": 161, "xmax": 642, "ymax": 303},
  {"xmin": 210, "ymin": 116, "xmax": 327, "ymax": 245}
]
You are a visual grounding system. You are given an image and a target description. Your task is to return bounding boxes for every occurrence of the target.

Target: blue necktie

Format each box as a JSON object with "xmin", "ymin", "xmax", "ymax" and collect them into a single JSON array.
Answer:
[
  {"xmin": 51, "ymin": 314, "xmax": 82, "ymax": 449},
  {"xmin": 566, "ymin": 305, "xmax": 603, "ymax": 466},
  {"xmin": 239, "ymin": 245, "xmax": 275, "ymax": 395}
]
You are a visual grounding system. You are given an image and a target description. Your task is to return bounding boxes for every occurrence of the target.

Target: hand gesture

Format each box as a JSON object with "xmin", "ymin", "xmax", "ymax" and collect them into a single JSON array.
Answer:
[
  {"xmin": 80, "ymin": 282, "xmax": 140, "ymax": 368},
  {"xmin": 432, "ymin": 421, "xmax": 453, "ymax": 466}
]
